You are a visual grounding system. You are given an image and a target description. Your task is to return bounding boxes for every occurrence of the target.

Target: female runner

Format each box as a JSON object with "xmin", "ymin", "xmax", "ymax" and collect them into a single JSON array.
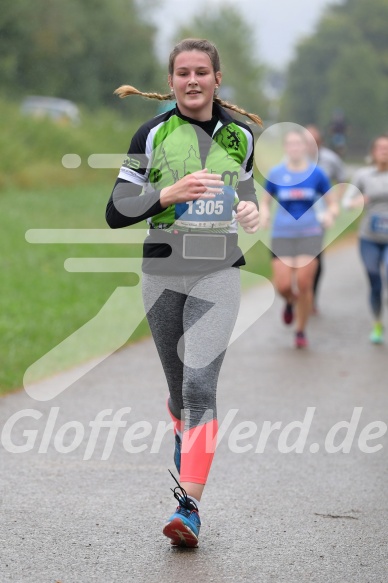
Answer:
[
  {"xmin": 343, "ymin": 135, "xmax": 388, "ymax": 344},
  {"xmin": 260, "ymin": 129, "xmax": 337, "ymax": 348},
  {"xmin": 106, "ymin": 38, "xmax": 261, "ymax": 546}
]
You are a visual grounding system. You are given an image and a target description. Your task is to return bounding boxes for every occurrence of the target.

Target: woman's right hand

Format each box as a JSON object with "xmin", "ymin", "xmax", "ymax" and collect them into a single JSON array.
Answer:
[{"xmin": 160, "ymin": 168, "xmax": 224, "ymax": 208}]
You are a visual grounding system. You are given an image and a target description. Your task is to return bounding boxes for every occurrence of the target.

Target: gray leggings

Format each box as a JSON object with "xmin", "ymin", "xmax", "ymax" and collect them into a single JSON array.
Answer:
[{"xmin": 142, "ymin": 268, "xmax": 240, "ymax": 429}]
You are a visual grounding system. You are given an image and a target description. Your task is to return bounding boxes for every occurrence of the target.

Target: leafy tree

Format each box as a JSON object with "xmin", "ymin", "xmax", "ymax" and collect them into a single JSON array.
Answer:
[
  {"xmin": 0, "ymin": 0, "xmax": 163, "ymax": 115},
  {"xmin": 334, "ymin": 0, "xmax": 388, "ymax": 73},
  {"xmin": 280, "ymin": 13, "xmax": 359, "ymax": 124},
  {"xmin": 175, "ymin": 4, "xmax": 268, "ymax": 119},
  {"xmin": 320, "ymin": 43, "xmax": 387, "ymax": 149},
  {"xmin": 280, "ymin": 0, "xmax": 388, "ymax": 153}
]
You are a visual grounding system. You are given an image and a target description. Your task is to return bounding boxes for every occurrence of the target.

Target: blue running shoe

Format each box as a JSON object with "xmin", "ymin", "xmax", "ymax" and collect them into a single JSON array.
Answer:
[
  {"xmin": 163, "ymin": 471, "xmax": 201, "ymax": 548},
  {"xmin": 174, "ymin": 433, "xmax": 181, "ymax": 474}
]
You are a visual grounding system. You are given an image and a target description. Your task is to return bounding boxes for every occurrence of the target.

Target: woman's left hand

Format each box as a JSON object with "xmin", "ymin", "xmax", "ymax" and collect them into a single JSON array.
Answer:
[
  {"xmin": 319, "ymin": 210, "xmax": 335, "ymax": 229},
  {"xmin": 236, "ymin": 200, "xmax": 260, "ymax": 233}
]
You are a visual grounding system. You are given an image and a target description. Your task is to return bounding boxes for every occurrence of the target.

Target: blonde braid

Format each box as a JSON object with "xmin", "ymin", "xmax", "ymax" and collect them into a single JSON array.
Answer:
[
  {"xmin": 214, "ymin": 96, "xmax": 263, "ymax": 127},
  {"xmin": 114, "ymin": 85, "xmax": 262, "ymax": 126},
  {"xmin": 114, "ymin": 85, "xmax": 173, "ymax": 102}
]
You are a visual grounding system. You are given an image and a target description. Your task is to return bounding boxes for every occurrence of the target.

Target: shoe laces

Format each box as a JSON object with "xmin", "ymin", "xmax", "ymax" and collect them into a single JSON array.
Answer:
[{"xmin": 168, "ymin": 469, "xmax": 198, "ymax": 515}]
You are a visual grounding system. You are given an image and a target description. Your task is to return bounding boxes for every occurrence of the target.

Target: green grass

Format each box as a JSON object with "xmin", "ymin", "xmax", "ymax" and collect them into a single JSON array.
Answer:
[
  {"xmin": 0, "ymin": 96, "xmax": 140, "ymax": 191},
  {"xmin": 0, "ymin": 96, "xmax": 157, "ymax": 394},
  {"xmin": 1, "ymin": 181, "xmax": 150, "ymax": 395}
]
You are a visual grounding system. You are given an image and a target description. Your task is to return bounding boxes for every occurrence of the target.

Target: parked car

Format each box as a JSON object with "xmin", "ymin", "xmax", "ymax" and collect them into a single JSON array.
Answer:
[{"xmin": 21, "ymin": 96, "xmax": 80, "ymax": 125}]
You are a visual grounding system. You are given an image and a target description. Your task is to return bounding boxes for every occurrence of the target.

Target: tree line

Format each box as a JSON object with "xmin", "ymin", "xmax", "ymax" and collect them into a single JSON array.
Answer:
[
  {"xmin": 1, "ymin": 1, "xmax": 268, "ymax": 120},
  {"xmin": 280, "ymin": 0, "xmax": 388, "ymax": 153},
  {"xmin": 1, "ymin": 0, "xmax": 165, "ymax": 117}
]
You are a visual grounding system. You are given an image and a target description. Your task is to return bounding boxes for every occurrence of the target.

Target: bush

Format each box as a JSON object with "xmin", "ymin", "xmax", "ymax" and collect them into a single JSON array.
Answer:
[{"xmin": 0, "ymin": 96, "xmax": 143, "ymax": 190}]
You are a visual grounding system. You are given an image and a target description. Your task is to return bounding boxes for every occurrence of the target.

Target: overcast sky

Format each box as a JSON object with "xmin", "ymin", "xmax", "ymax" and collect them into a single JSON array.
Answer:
[{"xmin": 152, "ymin": 0, "xmax": 341, "ymax": 69}]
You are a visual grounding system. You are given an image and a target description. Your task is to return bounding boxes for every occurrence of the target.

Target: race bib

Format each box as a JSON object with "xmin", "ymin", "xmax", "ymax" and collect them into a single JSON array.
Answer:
[
  {"xmin": 175, "ymin": 185, "xmax": 237, "ymax": 229},
  {"xmin": 370, "ymin": 214, "xmax": 388, "ymax": 236}
]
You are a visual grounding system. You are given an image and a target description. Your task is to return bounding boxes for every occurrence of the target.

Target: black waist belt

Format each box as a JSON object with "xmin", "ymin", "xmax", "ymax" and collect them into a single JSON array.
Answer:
[{"xmin": 145, "ymin": 230, "xmax": 237, "ymax": 261}]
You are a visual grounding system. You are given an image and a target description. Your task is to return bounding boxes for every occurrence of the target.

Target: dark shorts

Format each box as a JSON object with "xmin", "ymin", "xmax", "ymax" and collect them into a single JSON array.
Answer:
[{"xmin": 270, "ymin": 235, "xmax": 323, "ymax": 259}]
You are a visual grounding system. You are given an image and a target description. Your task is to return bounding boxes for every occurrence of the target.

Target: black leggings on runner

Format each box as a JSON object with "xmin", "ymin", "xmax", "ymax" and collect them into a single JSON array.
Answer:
[
  {"xmin": 142, "ymin": 268, "xmax": 240, "ymax": 428},
  {"xmin": 313, "ymin": 253, "xmax": 323, "ymax": 297},
  {"xmin": 142, "ymin": 268, "xmax": 240, "ymax": 483}
]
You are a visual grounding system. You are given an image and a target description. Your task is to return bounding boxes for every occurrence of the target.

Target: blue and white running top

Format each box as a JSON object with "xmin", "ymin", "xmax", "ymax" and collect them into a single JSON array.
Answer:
[{"xmin": 265, "ymin": 163, "xmax": 331, "ymax": 238}]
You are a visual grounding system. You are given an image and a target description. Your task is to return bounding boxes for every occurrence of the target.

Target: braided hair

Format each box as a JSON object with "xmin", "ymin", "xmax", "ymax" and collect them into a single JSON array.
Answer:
[{"xmin": 114, "ymin": 38, "xmax": 262, "ymax": 127}]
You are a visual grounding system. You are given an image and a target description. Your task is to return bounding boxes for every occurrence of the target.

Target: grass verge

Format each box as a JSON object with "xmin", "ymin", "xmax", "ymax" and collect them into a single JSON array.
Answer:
[{"xmin": 1, "ymin": 181, "xmax": 149, "ymax": 395}]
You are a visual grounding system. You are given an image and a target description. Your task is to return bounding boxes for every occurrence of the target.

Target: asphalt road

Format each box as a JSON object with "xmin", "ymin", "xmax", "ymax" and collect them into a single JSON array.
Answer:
[{"xmin": 1, "ymin": 241, "xmax": 387, "ymax": 583}]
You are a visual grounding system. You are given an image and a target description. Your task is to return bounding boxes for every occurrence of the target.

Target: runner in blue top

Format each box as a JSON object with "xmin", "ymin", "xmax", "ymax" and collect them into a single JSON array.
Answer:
[{"xmin": 260, "ymin": 129, "xmax": 337, "ymax": 348}]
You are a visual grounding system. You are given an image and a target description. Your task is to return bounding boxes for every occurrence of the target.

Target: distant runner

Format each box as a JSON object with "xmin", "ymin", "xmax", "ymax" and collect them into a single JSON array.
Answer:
[
  {"xmin": 260, "ymin": 129, "xmax": 337, "ymax": 348},
  {"xmin": 327, "ymin": 108, "xmax": 348, "ymax": 158},
  {"xmin": 343, "ymin": 135, "xmax": 388, "ymax": 344}
]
